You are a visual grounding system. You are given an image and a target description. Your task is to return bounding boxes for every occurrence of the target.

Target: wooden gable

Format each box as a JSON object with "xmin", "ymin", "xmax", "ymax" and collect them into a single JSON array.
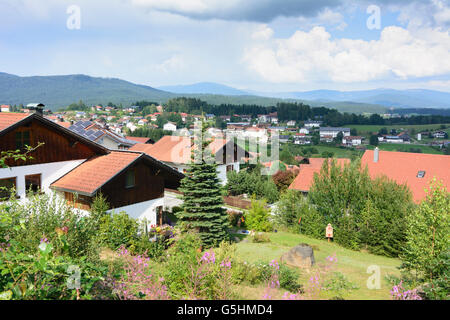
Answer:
[{"xmin": 0, "ymin": 114, "xmax": 107, "ymax": 167}]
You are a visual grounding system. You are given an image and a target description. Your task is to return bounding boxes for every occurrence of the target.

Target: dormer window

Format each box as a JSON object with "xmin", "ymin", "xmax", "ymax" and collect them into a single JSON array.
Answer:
[{"xmin": 417, "ymin": 171, "xmax": 426, "ymax": 178}]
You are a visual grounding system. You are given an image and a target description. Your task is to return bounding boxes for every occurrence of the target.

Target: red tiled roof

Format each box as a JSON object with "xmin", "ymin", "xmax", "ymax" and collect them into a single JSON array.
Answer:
[
  {"xmin": 0, "ymin": 112, "xmax": 31, "ymax": 131},
  {"xmin": 129, "ymin": 135, "xmax": 229, "ymax": 164},
  {"xmin": 51, "ymin": 151, "xmax": 141, "ymax": 195},
  {"xmin": 361, "ymin": 150, "xmax": 450, "ymax": 203},
  {"xmin": 289, "ymin": 158, "xmax": 351, "ymax": 192},
  {"xmin": 126, "ymin": 136, "xmax": 151, "ymax": 144}
]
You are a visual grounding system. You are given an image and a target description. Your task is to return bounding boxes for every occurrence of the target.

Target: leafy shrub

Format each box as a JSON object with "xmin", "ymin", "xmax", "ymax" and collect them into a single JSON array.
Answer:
[
  {"xmin": 162, "ymin": 234, "xmax": 237, "ymax": 299},
  {"xmin": 226, "ymin": 169, "xmax": 279, "ymax": 203},
  {"xmin": 245, "ymin": 199, "xmax": 273, "ymax": 232},
  {"xmin": 323, "ymin": 272, "xmax": 359, "ymax": 299},
  {"xmin": 272, "ymin": 169, "xmax": 299, "ymax": 192},
  {"xmin": 275, "ymin": 190, "xmax": 324, "ymax": 238},
  {"xmin": 3, "ymin": 193, "xmax": 102, "ymax": 259},
  {"xmin": 98, "ymin": 212, "xmax": 139, "ymax": 250}
]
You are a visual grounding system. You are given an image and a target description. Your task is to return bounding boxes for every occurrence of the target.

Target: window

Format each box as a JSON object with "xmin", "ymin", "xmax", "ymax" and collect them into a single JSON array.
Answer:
[
  {"xmin": 25, "ymin": 174, "xmax": 41, "ymax": 196},
  {"xmin": 15, "ymin": 130, "xmax": 31, "ymax": 150},
  {"xmin": 417, "ymin": 171, "xmax": 426, "ymax": 178},
  {"xmin": 0, "ymin": 177, "xmax": 17, "ymax": 199},
  {"xmin": 125, "ymin": 169, "xmax": 135, "ymax": 188}
]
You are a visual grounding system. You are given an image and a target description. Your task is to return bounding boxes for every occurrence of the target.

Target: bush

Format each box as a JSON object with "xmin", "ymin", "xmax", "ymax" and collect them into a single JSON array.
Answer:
[
  {"xmin": 272, "ymin": 169, "xmax": 299, "ymax": 192},
  {"xmin": 245, "ymin": 199, "xmax": 273, "ymax": 232},
  {"xmin": 400, "ymin": 179, "xmax": 449, "ymax": 297},
  {"xmin": 97, "ymin": 212, "xmax": 139, "ymax": 250},
  {"xmin": 275, "ymin": 190, "xmax": 324, "ymax": 238},
  {"xmin": 226, "ymin": 169, "xmax": 279, "ymax": 203},
  {"xmin": 2, "ymin": 193, "xmax": 102, "ymax": 259},
  {"xmin": 251, "ymin": 233, "xmax": 271, "ymax": 243}
]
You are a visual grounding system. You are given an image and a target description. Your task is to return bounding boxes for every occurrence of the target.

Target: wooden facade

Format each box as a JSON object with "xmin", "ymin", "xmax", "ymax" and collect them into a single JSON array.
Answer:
[
  {"xmin": 0, "ymin": 118, "xmax": 102, "ymax": 167},
  {"xmin": 63, "ymin": 157, "xmax": 166, "ymax": 210}
]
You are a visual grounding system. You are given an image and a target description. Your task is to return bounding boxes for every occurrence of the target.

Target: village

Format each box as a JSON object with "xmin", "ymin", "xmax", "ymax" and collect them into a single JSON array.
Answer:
[{"xmin": 0, "ymin": 99, "xmax": 449, "ymax": 301}]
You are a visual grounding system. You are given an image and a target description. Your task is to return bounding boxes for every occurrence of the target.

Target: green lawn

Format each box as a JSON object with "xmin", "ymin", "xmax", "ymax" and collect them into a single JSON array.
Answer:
[
  {"xmin": 234, "ymin": 231, "xmax": 401, "ymax": 300},
  {"xmin": 367, "ymin": 143, "xmax": 443, "ymax": 154}
]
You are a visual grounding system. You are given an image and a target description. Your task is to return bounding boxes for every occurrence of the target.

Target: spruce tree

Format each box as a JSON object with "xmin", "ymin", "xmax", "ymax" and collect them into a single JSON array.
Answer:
[{"xmin": 177, "ymin": 120, "xmax": 229, "ymax": 247}]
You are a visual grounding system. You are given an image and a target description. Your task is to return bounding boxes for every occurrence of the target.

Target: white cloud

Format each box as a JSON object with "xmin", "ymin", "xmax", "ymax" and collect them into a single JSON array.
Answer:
[
  {"xmin": 244, "ymin": 25, "xmax": 450, "ymax": 83},
  {"xmin": 251, "ymin": 25, "xmax": 274, "ymax": 40},
  {"xmin": 155, "ymin": 54, "xmax": 185, "ymax": 73}
]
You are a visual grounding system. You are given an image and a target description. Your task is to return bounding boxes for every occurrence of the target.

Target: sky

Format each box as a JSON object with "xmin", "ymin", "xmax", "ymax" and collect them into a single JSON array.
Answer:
[{"xmin": 0, "ymin": 0, "xmax": 450, "ymax": 92}]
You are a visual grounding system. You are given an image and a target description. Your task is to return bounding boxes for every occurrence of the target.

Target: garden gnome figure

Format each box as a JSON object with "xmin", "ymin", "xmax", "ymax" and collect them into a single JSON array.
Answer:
[{"xmin": 326, "ymin": 224, "xmax": 333, "ymax": 242}]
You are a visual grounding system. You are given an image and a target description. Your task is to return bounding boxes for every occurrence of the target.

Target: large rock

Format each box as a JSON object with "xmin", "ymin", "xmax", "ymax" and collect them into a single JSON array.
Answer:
[{"xmin": 280, "ymin": 243, "xmax": 315, "ymax": 268}]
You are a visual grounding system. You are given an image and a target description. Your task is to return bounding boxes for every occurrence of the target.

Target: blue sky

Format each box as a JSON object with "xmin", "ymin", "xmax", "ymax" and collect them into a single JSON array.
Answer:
[{"xmin": 0, "ymin": 0, "xmax": 449, "ymax": 92}]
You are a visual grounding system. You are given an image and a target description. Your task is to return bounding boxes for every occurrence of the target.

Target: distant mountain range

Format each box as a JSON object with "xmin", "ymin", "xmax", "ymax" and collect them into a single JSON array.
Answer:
[
  {"xmin": 158, "ymin": 82, "xmax": 248, "ymax": 96},
  {"xmin": 264, "ymin": 88, "xmax": 450, "ymax": 109},
  {"xmin": 1, "ymin": 72, "xmax": 449, "ymax": 113},
  {"xmin": 158, "ymin": 82, "xmax": 450, "ymax": 109}
]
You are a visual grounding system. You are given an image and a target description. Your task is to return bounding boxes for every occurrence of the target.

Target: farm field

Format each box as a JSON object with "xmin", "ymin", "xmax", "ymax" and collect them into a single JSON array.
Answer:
[
  {"xmin": 233, "ymin": 231, "xmax": 401, "ymax": 300},
  {"xmin": 347, "ymin": 123, "xmax": 450, "ymax": 137}
]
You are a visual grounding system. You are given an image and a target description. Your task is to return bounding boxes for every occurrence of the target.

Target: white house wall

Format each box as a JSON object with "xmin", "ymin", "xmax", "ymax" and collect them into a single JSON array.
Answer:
[
  {"xmin": 108, "ymin": 197, "xmax": 164, "ymax": 226},
  {"xmin": 0, "ymin": 160, "xmax": 86, "ymax": 199}
]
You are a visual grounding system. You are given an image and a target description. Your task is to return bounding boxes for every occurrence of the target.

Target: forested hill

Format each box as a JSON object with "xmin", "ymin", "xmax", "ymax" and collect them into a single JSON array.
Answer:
[{"xmin": 0, "ymin": 72, "xmax": 173, "ymax": 110}]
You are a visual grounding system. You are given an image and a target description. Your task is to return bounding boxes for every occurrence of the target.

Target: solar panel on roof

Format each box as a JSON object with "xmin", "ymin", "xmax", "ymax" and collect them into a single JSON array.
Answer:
[{"xmin": 93, "ymin": 131, "xmax": 103, "ymax": 138}]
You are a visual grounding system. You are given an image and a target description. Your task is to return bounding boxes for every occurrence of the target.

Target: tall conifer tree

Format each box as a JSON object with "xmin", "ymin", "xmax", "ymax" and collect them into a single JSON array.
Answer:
[{"xmin": 177, "ymin": 120, "xmax": 229, "ymax": 247}]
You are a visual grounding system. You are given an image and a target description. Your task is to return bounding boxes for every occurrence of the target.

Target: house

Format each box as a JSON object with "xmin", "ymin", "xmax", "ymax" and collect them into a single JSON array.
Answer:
[
  {"xmin": 432, "ymin": 131, "xmax": 448, "ymax": 139},
  {"xmin": 288, "ymin": 158, "xmax": 351, "ymax": 193},
  {"xmin": 126, "ymin": 122, "xmax": 137, "ymax": 132},
  {"xmin": 379, "ymin": 134, "xmax": 408, "ymax": 144},
  {"xmin": 342, "ymin": 136, "xmax": 363, "ymax": 147},
  {"xmin": 163, "ymin": 122, "xmax": 177, "ymax": 132},
  {"xmin": 138, "ymin": 119, "xmax": 148, "ymax": 126},
  {"xmin": 293, "ymin": 134, "xmax": 311, "ymax": 145},
  {"xmin": 258, "ymin": 113, "xmax": 278, "ymax": 124},
  {"xmin": 243, "ymin": 127, "xmax": 268, "ymax": 143},
  {"xmin": 0, "ymin": 105, "xmax": 10, "ymax": 112},
  {"xmin": 68, "ymin": 121, "xmax": 138, "ymax": 150},
  {"xmin": 286, "ymin": 120, "xmax": 296, "ymax": 127},
  {"xmin": 304, "ymin": 121, "xmax": 322, "ymax": 128},
  {"xmin": 299, "ymin": 127, "xmax": 310, "ymax": 135},
  {"xmin": 0, "ymin": 110, "xmax": 183, "ymax": 225},
  {"xmin": 361, "ymin": 148, "xmax": 450, "ymax": 203},
  {"xmin": 125, "ymin": 136, "xmax": 154, "ymax": 144},
  {"xmin": 240, "ymin": 115, "xmax": 252, "ymax": 122},
  {"xmin": 319, "ymin": 127, "xmax": 351, "ymax": 139},
  {"xmin": 205, "ymin": 114, "xmax": 215, "ymax": 120},
  {"xmin": 279, "ymin": 135, "xmax": 291, "ymax": 143},
  {"xmin": 130, "ymin": 135, "xmax": 249, "ymax": 185}
]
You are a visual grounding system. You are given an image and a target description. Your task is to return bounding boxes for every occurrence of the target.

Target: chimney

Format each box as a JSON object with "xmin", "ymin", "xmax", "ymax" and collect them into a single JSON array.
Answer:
[
  {"xmin": 27, "ymin": 103, "xmax": 45, "ymax": 116},
  {"xmin": 374, "ymin": 147, "xmax": 379, "ymax": 163}
]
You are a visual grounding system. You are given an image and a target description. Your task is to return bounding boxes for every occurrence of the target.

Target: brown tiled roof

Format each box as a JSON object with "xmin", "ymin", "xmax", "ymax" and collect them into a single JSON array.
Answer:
[
  {"xmin": 0, "ymin": 112, "xmax": 31, "ymax": 131},
  {"xmin": 51, "ymin": 151, "xmax": 141, "ymax": 195},
  {"xmin": 361, "ymin": 150, "xmax": 450, "ymax": 203},
  {"xmin": 289, "ymin": 158, "xmax": 351, "ymax": 192},
  {"xmin": 126, "ymin": 136, "xmax": 152, "ymax": 144}
]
